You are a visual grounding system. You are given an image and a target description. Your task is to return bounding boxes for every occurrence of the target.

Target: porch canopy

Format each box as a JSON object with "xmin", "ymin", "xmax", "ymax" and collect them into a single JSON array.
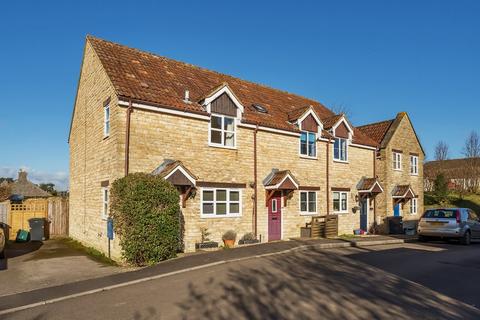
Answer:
[
  {"xmin": 263, "ymin": 169, "xmax": 299, "ymax": 206},
  {"xmin": 152, "ymin": 159, "xmax": 197, "ymax": 207},
  {"xmin": 357, "ymin": 178, "xmax": 384, "ymax": 199},
  {"xmin": 392, "ymin": 185, "xmax": 416, "ymax": 205}
]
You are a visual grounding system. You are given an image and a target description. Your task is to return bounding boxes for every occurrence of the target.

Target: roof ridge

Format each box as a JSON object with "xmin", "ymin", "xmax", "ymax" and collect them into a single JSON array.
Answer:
[
  {"xmin": 86, "ymin": 35, "xmax": 330, "ymax": 111},
  {"xmin": 357, "ymin": 118, "xmax": 395, "ymax": 129}
]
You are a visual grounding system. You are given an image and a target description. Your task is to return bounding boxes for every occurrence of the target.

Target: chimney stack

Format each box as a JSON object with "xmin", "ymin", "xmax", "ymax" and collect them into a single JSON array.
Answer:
[{"xmin": 18, "ymin": 170, "xmax": 28, "ymax": 183}]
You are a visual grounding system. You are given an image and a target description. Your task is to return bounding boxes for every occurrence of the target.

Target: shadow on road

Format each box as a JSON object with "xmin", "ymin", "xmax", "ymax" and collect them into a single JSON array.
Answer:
[{"xmin": 177, "ymin": 247, "xmax": 479, "ymax": 320}]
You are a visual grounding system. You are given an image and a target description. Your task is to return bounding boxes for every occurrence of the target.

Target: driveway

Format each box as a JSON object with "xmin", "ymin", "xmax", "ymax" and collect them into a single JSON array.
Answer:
[
  {"xmin": 3, "ymin": 241, "xmax": 480, "ymax": 320},
  {"xmin": 0, "ymin": 239, "xmax": 124, "ymax": 297}
]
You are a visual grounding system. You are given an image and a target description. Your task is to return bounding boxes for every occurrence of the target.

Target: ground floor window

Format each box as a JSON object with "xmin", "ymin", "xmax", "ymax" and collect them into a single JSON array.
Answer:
[
  {"xmin": 201, "ymin": 188, "xmax": 242, "ymax": 218},
  {"xmin": 410, "ymin": 198, "xmax": 418, "ymax": 214},
  {"xmin": 102, "ymin": 187, "xmax": 109, "ymax": 219},
  {"xmin": 300, "ymin": 191, "xmax": 317, "ymax": 214},
  {"xmin": 333, "ymin": 191, "xmax": 348, "ymax": 213}
]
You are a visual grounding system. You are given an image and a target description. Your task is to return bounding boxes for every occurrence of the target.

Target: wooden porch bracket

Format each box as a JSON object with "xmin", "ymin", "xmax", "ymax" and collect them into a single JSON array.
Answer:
[
  {"xmin": 181, "ymin": 186, "xmax": 194, "ymax": 208},
  {"xmin": 265, "ymin": 190, "xmax": 276, "ymax": 207}
]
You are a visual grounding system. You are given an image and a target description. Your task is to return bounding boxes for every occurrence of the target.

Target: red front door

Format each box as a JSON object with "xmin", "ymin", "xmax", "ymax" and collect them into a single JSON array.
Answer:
[{"xmin": 268, "ymin": 192, "xmax": 282, "ymax": 241}]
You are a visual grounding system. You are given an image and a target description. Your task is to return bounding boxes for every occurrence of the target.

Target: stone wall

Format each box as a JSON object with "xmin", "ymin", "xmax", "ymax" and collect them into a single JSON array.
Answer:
[
  {"xmin": 375, "ymin": 114, "xmax": 424, "ymax": 233},
  {"xmin": 69, "ymin": 41, "xmax": 123, "ymax": 260}
]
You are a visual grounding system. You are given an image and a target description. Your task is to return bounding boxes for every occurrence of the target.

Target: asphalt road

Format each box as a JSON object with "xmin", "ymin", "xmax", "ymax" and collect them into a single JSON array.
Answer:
[{"xmin": 3, "ymin": 242, "xmax": 480, "ymax": 320}]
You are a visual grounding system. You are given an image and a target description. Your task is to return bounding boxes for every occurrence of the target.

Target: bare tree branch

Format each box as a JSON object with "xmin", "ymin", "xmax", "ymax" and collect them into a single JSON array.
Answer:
[{"xmin": 434, "ymin": 141, "xmax": 449, "ymax": 161}]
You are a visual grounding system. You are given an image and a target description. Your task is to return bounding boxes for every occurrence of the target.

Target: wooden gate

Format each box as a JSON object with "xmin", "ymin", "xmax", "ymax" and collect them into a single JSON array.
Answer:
[
  {"xmin": 48, "ymin": 197, "xmax": 69, "ymax": 236},
  {"xmin": 9, "ymin": 199, "xmax": 48, "ymax": 240}
]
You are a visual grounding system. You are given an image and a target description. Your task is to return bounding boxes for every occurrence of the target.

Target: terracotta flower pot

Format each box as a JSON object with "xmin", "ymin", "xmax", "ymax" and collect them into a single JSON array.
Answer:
[{"xmin": 223, "ymin": 239, "xmax": 235, "ymax": 248}]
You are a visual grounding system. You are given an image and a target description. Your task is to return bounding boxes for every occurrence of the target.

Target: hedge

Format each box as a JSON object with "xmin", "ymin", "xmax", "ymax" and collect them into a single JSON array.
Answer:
[{"xmin": 110, "ymin": 173, "xmax": 182, "ymax": 266}]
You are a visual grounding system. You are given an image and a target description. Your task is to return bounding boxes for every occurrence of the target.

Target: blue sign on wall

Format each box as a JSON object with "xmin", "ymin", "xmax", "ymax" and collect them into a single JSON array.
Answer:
[{"xmin": 107, "ymin": 218, "xmax": 114, "ymax": 240}]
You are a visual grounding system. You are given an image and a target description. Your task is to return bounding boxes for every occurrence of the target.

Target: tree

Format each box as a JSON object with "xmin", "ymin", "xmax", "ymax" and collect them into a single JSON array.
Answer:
[
  {"xmin": 434, "ymin": 141, "xmax": 449, "ymax": 161},
  {"xmin": 110, "ymin": 173, "xmax": 182, "ymax": 266},
  {"xmin": 39, "ymin": 183, "xmax": 57, "ymax": 196},
  {"xmin": 433, "ymin": 173, "xmax": 449, "ymax": 204},
  {"xmin": 0, "ymin": 177, "xmax": 14, "ymax": 184},
  {"xmin": 462, "ymin": 131, "xmax": 480, "ymax": 193},
  {"xmin": 330, "ymin": 103, "xmax": 352, "ymax": 119}
]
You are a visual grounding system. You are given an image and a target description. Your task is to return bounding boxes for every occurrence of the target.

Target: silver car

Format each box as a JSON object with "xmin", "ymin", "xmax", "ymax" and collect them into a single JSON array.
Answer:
[{"xmin": 417, "ymin": 208, "xmax": 480, "ymax": 245}]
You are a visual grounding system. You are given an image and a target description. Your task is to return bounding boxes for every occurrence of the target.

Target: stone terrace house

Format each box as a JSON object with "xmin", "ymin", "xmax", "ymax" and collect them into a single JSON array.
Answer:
[
  {"xmin": 69, "ymin": 36, "xmax": 424, "ymax": 258},
  {"xmin": 357, "ymin": 112, "xmax": 425, "ymax": 232}
]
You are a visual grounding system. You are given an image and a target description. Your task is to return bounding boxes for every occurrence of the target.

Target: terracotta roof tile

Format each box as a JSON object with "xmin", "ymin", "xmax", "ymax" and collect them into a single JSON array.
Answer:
[
  {"xmin": 357, "ymin": 119, "xmax": 394, "ymax": 146},
  {"xmin": 87, "ymin": 36, "xmax": 377, "ymax": 147},
  {"xmin": 88, "ymin": 36, "xmax": 334, "ymax": 133}
]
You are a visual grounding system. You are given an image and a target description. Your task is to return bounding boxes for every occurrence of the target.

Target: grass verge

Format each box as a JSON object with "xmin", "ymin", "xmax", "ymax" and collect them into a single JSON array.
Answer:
[
  {"xmin": 58, "ymin": 237, "xmax": 119, "ymax": 266},
  {"xmin": 425, "ymin": 192, "xmax": 480, "ymax": 212}
]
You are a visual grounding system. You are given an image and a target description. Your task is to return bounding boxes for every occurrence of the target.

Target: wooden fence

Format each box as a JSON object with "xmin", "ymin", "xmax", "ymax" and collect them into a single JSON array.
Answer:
[
  {"xmin": 1, "ymin": 197, "xmax": 69, "ymax": 240},
  {"xmin": 310, "ymin": 215, "xmax": 339, "ymax": 238}
]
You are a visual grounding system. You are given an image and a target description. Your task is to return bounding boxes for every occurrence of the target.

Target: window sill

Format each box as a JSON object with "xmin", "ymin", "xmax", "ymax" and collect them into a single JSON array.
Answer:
[
  {"xmin": 393, "ymin": 169, "xmax": 403, "ymax": 172},
  {"xmin": 300, "ymin": 212, "xmax": 318, "ymax": 216},
  {"xmin": 103, "ymin": 135, "xmax": 110, "ymax": 141},
  {"xmin": 101, "ymin": 216, "xmax": 108, "ymax": 221},
  {"xmin": 200, "ymin": 214, "xmax": 242, "ymax": 219},
  {"xmin": 299, "ymin": 155, "xmax": 318, "ymax": 160},
  {"xmin": 208, "ymin": 143, "xmax": 237, "ymax": 150},
  {"xmin": 333, "ymin": 159, "xmax": 349, "ymax": 164},
  {"xmin": 410, "ymin": 174, "xmax": 419, "ymax": 176},
  {"xmin": 333, "ymin": 211, "xmax": 349, "ymax": 214}
]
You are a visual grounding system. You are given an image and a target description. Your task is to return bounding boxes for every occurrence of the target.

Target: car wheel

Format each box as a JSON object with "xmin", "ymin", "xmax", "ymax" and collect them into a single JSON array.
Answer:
[
  {"xmin": 461, "ymin": 231, "xmax": 471, "ymax": 245},
  {"xmin": 418, "ymin": 235, "xmax": 429, "ymax": 242}
]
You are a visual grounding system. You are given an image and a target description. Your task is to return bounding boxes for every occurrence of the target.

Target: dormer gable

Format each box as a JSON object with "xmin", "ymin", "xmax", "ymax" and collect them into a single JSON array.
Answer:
[
  {"xmin": 328, "ymin": 114, "xmax": 354, "ymax": 140},
  {"xmin": 288, "ymin": 106, "xmax": 323, "ymax": 134},
  {"xmin": 202, "ymin": 83, "xmax": 244, "ymax": 119}
]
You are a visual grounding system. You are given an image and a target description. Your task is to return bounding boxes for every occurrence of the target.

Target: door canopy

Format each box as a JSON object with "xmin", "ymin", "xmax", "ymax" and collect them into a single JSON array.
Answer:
[
  {"xmin": 357, "ymin": 178, "xmax": 384, "ymax": 196},
  {"xmin": 264, "ymin": 170, "xmax": 299, "ymax": 190},
  {"xmin": 392, "ymin": 185, "xmax": 416, "ymax": 200}
]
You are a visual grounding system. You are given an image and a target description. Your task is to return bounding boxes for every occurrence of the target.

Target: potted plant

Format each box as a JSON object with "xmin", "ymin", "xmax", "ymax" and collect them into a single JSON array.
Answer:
[
  {"xmin": 222, "ymin": 230, "xmax": 237, "ymax": 248},
  {"xmin": 195, "ymin": 227, "xmax": 219, "ymax": 250},
  {"xmin": 239, "ymin": 232, "xmax": 260, "ymax": 245}
]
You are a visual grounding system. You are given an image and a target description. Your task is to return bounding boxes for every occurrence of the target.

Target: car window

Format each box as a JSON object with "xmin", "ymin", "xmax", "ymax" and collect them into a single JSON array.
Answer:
[{"xmin": 423, "ymin": 209, "xmax": 458, "ymax": 219}]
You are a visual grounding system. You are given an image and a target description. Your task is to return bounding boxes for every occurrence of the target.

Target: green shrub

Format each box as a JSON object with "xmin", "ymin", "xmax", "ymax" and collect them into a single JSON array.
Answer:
[
  {"xmin": 110, "ymin": 173, "xmax": 182, "ymax": 266},
  {"xmin": 433, "ymin": 173, "xmax": 449, "ymax": 205}
]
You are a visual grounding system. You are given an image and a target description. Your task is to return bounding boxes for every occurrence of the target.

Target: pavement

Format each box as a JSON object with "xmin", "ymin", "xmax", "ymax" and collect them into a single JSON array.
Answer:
[
  {"xmin": 2, "ymin": 240, "xmax": 480, "ymax": 320},
  {"xmin": 0, "ymin": 240, "xmax": 123, "ymax": 297}
]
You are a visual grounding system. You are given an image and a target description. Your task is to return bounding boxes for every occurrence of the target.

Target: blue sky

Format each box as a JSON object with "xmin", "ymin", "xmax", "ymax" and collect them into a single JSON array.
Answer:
[{"xmin": 0, "ymin": 1, "xmax": 479, "ymax": 190}]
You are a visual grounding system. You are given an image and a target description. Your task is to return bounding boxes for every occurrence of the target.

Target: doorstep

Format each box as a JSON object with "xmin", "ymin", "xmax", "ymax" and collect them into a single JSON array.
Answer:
[{"xmin": 347, "ymin": 235, "xmax": 405, "ymax": 247}]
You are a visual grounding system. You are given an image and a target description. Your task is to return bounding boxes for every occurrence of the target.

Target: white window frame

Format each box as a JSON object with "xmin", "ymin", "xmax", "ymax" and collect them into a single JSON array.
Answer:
[
  {"xmin": 271, "ymin": 198, "xmax": 278, "ymax": 213},
  {"xmin": 299, "ymin": 191, "xmax": 317, "ymax": 215},
  {"xmin": 333, "ymin": 138, "xmax": 348, "ymax": 162},
  {"xmin": 333, "ymin": 191, "xmax": 349, "ymax": 213},
  {"xmin": 208, "ymin": 114, "xmax": 237, "ymax": 149},
  {"xmin": 410, "ymin": 198, "xmax": 418, "ymax": 214},
  {"xmin": 104, "ymin": 103, "xmax": 110, "ymax": 137},
  {"xmin": 410, "ymin": 155, "xmax": 419, "ymax": 176},
  {"xmin": 200, "ymin": 188, "xmax": 242, "ymax": 218},
  {"xmin": 101, "ymin": 187, "xmax": 109, "ymax": 220},
  {"xmin": 393, "ymin": 152, "xmax": 402, "ymax": 171},
  {"xmin": 299, "ymin": 131, "xmax": 317, "ymax": 159}
]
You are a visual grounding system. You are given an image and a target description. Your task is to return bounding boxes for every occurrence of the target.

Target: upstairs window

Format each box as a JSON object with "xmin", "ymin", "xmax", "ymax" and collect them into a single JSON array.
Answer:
[
  {"xmin": 410, "ymin": 155, "xmax": 419, "ymax": 175},
  {"xmin": 300, "ymin": 132, "xmax": 316, "ymax": 157},
  {"xmin": 210, "ymin": 114, "xmax": 236, "ymax": 148},
  {"xmin": 104, "ymin": 103, "xmax": 110, "ymax": 137},
  {"xmin": 334, "ymin": 138, "xmax": 348, "ymax": 162},
  {"xmin": 393, "ymin": 152, "xmax": 402, "ymax": 171}
]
